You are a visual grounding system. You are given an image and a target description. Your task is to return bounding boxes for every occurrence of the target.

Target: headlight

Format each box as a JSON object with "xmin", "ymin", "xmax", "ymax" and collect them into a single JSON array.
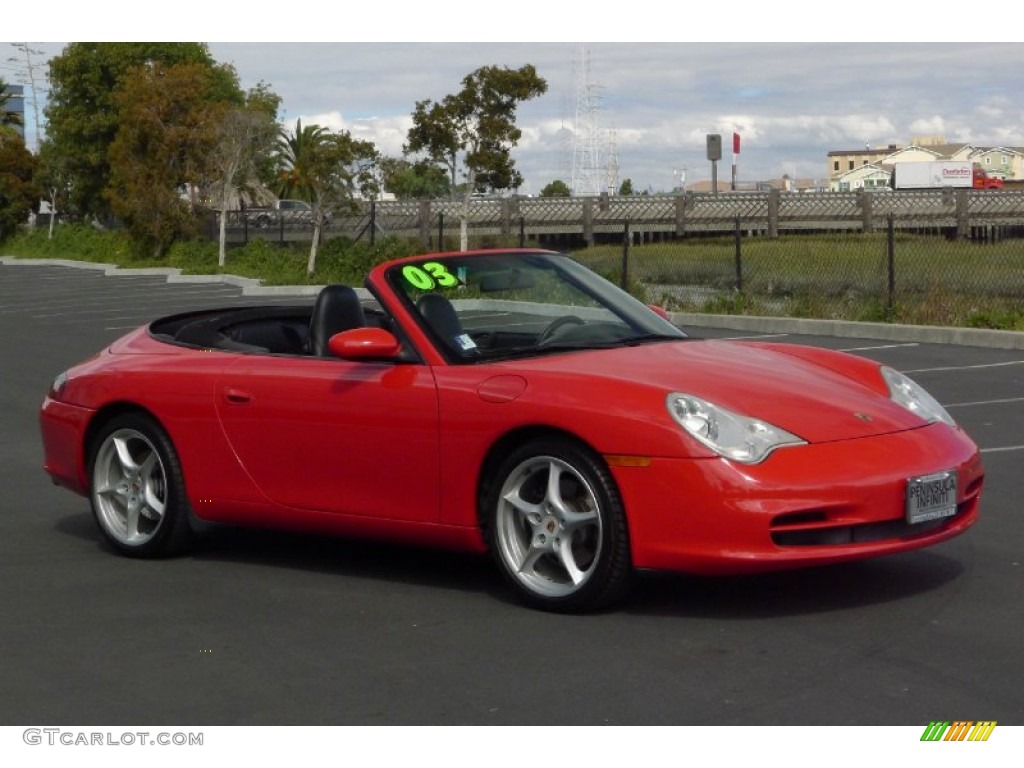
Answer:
[
  {"xmin": 881, "ymin": 367, "xmax": 955, "ymax": 426},
  {"xmin": 666, "ymin": 393, "xmax": 805, "ymax": 464},
  {"xmin": 49, "ymin": 372, "xmax": 69, "ymax": 400}
]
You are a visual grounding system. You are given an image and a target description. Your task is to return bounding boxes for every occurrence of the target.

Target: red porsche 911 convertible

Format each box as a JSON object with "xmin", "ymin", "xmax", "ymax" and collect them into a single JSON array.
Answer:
[{"xmin": 40, "ymin": 249, "xmax": 984, "ymax": 611}]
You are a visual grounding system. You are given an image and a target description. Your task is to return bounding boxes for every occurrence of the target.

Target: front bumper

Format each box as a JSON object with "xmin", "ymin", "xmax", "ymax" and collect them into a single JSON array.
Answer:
[
  {"xmin": 39, "ymin": 396, "xmax": 95, "ymax": 496},
  {"xmin": 612, "ymin": 423, "xmax": 983, "ymax": 574}
]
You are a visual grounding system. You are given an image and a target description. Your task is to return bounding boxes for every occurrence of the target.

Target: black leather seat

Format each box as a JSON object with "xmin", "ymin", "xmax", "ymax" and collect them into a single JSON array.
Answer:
[
  {"xmin": 417, "ymin": 293, "xmax": 473, "ymax": 355},
  {"xmin": 309, "ymin": 285, "xmax": 366, "ymax": 356}
]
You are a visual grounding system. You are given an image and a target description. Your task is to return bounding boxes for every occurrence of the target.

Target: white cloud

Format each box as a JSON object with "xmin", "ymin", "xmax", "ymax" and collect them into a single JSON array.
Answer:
[
  {"xmin": 13, "ymin": 40, "xmax": 1024, "ymax": 190},
  {"xmin": 908, "ymin": 116, "xmax": 949, "ymax": 136}
]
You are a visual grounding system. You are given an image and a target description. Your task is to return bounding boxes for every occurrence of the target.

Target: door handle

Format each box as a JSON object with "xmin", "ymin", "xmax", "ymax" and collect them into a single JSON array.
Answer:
[{"xmin": 223, "ymin": 387, "xmax": 253, "ymax": 404}]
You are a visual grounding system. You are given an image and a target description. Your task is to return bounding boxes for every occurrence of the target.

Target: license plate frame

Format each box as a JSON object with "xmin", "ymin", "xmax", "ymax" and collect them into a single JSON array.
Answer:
[{"xmin": 905, "ymin": 471, "xmax": 958, "ymax": 525}]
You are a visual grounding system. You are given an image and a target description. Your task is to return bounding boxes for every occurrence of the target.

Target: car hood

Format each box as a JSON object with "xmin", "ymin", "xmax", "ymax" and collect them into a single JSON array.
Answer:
[{"xmin": 500, "ymin": 339, "xmax": 926, "ymax": 444}]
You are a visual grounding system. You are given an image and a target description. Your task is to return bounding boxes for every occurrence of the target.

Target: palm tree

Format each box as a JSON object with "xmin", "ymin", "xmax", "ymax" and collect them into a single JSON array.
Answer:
[
  {"xmin": 275, "ymin": 119, "xmax": 334, "ymax": 274},
  {"xmin": 276, "ymin": 119, "xmax": 379, "ymax": 275},
  {"xmin": 276, "ymin": 119, "xmax": 330, "ymax": 201}
]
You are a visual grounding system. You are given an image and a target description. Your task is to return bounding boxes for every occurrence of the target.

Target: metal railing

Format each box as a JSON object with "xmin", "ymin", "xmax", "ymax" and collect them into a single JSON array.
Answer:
[{"xmin": 210, "ymin": 189, "xmax": 1024, "ymax": 248}]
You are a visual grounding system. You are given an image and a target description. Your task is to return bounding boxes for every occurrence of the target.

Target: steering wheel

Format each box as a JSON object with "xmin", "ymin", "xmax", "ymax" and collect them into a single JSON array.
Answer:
[{"xmin": 537, "ymin": 315, "xmax": 584, "ymax": 345}]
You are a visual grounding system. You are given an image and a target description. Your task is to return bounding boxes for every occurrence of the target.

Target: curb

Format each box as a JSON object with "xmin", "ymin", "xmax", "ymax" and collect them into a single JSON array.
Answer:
[
  {"xmin": 671, "ymin": 312, "xmax": 1024, "ymax": 350},
  {"xmin": 0, "ymin": 256, "xmax": 331, "ymax": 297},
  {"xmin": 4, "ymin": 256, "xmax": 1023, "ymax": 350}
]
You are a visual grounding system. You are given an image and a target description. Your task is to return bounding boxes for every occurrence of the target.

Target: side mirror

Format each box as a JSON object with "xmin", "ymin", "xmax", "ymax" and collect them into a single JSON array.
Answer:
[
  {"xmin": 647, "ymin": 304, "xmax": 670, "ymax": 321},
  {"xmin": 328, "ymin": 327, "xmax": 401, "ymax": 360}
]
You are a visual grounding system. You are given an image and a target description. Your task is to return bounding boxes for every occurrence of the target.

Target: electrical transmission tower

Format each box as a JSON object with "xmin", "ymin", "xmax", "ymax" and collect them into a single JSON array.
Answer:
[
  {"xmin": 8, "ymin": 43, "xmax": 45, "ymax": 151},
  {"xmin": 603, "ymin": 127, "xmax": 620, "ymax": 194},
  {"xmin": 570, "ymin": 47, "xmax": 604, "ymax": 197}
]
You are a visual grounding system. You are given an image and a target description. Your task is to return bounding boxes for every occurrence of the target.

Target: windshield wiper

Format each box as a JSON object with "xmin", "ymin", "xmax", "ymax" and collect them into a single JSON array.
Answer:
[
  {"xmin": 482, "ymin": 342, "xmax": 616, "ymax": 361},
  {"xmin": 618, "ymin": 332, "xmax": 689, "ymax": 346},
  {"xmin": 481, "ymin": 334, "xmax": 687, "ymax": 362}
]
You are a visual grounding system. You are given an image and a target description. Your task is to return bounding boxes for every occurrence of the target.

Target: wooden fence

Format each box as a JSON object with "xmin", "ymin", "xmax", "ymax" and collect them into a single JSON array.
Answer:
[{"xmin": 218, "ymin": 189, "xmax": 1024, "ymax": 247}]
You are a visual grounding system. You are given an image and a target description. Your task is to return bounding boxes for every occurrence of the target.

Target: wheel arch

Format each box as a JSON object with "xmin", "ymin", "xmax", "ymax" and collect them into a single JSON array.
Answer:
[
  {"xmin": 476, "ymin": 424, "xmax": 634, "ymax": 611},
  {"xmin": 84, "ymin": 401, "xmax": 166, "ymax": 460},
  {"xmin": 83, "ymin": 401, "xmax": 225, "ymax": 536},
  {"xmin": 476, "ymin": 424, "xmax": 618, "ymax": 529},
  {"xmin": 84, "ymin": 403, "xmax": 196, "ymax": 557}
]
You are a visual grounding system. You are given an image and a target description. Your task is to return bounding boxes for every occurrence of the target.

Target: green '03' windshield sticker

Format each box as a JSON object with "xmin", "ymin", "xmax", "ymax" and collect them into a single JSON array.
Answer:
[{"xmin": 402, "ymin": 262, "xmax": 461, "ymax": 290}]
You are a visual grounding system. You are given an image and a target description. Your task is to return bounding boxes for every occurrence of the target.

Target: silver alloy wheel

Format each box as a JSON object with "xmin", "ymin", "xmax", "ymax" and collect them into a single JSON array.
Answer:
[
  {"xmin": 91, "ymin": 428, "xmax": 169, "ymax": 547},
  {"xmin": 494, "ymin": 454, "xmax": 603, "ymax": 598}
]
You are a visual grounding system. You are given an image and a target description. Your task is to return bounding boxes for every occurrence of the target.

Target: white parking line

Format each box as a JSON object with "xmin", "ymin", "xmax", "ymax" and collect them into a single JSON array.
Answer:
[
  {"xmin": 837, "ymin": 343, "xmax": 919, "ymax": 352},
  {"xmin": 721, "ymin": 333, "xmax": 791, "ymax": 340},
  {"xmin": 980, "ymin": 445, "xmax": 1024, "ymax": 454},
  {"xmin": 905, "ymin": 361, "xmax": 1024, "ymax": 374},
  {"xmin": 2, "ymin": 287, "xmax": 243, "ymax": 313},
  {"xmin": 31, "ymin": 295, "xmax": 258, "ymax": 318},
  {"xmin": 945, "ymin": 397, "xmax": 1024, "ymax": 409}
]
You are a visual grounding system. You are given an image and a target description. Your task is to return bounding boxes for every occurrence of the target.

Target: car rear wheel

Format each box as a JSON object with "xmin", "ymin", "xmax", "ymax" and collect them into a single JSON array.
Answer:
[
  {"xmin": 88, "ymin": 413, "xmax": 192, "ymax": 558},
  {"xmin": 486, "ymin": 438, "xmax": 631, "ymax": 612}
]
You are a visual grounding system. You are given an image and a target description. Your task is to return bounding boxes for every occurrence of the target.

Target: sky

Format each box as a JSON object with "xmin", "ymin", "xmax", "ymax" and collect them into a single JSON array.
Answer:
[{"xmin": 6, "ymin": 6, "xmax": 1024, "ymax": 194}]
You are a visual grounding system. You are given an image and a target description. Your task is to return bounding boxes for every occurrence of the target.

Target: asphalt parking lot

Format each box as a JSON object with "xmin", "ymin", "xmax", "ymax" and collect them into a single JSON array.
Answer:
[{"xmin": 1, "ymin": 260, "xmax": 1022, "ymax": 726}]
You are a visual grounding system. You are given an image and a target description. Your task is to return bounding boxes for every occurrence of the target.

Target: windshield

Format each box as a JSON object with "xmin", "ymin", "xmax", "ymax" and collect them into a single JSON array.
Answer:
[{"xmin": 385, "ymin": 250, "xmax": 687, "ymax": 363}]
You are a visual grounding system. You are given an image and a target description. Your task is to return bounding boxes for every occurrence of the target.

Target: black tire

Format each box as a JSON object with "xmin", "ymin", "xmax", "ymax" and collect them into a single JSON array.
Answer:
[
  {"xmin": 87, "ymin": 412, "xmax": 192, "ymax": 558},
  {"xmin": 484, "ymin": 437, "xmax": 632, "ymax": 612}
]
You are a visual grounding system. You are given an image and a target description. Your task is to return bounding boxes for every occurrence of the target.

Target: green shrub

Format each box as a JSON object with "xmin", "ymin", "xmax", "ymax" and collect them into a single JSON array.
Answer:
[
  {"xmin": 7, "ymin": 225, "xmax": 1024, "ymax": 331},
  {"xmin": 2, "ymin": 223, "xmax": 135, "ymax": 263}
]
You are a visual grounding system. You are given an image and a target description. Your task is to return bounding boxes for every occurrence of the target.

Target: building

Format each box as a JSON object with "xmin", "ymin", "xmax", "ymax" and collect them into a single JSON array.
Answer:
[
  {"xmin": 2, "ymin": 83, "xmax": 25, "ymax": 139},
  {"xmin": 827, "ymin": 144, "xmax": 901, "ymax": 176},
  {"xmin": 829, "ymin": 163, "xmax": 891, "ymax": 192},
  {"xmin": 685, "ymin": 177, "xmax": 822, "ymax": 193},
  {"xmin": 972, "ymin": 146, "xmax": 1024, "ymax": 179},
  {"xmin": 828, "ymin": 137, "xmax": 1024, "ymax": 184}
]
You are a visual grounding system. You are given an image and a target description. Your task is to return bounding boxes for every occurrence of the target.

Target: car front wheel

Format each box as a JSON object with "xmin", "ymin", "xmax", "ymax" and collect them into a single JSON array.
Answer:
[
  {"xmin": 88, "ymin": 413, "xmax": 192, "ymax": 558},
  {"xmin": 486, "ymin": 438, "xmax": 631, "ymax": 612}
]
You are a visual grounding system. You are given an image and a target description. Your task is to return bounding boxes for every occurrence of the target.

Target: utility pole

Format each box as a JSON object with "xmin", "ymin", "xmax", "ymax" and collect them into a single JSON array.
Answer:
[
  {"xmin": 731, "ymin": 132, "xmax": 740, "ymax": 191},
  {"xmin": 707, "ymin": 134, "xmax": 722, "ymax": 195}
]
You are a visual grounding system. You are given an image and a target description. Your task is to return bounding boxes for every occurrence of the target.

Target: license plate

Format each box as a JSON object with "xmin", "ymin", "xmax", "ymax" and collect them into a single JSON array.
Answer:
[{"xmin": 906, "ymin": 471, "xmax": 958, "ymax": 524}]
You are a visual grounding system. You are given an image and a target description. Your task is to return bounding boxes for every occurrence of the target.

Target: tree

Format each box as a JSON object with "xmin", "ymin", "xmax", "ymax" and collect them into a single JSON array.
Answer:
[
  {"xmin": 618, "ymin": 178, "xmax": 634, "ymax": 196},
  {"xmin": 45, "ymin": 43, "xmax": 240, "ymax": 220},
  {"xmin": 35, "ymin": 139, "xmax": 73, "ymax": 239},
  {"xmin": 378, "ymin": 157, "xmax": 450, "ymax": 199},
  {"xmin": 540, "ymin": 179, "xmax": 571, "ymax": 197},
  {"xmin": 0, "ymin": 136, "xmax": 39, "ymax": 241},
  {"xmin": 0, "ymin": 78, "xmax": 25, "ymax": 145},
  {"xmin": 240, "ymin": 82, "xmax": 286, "ymax": 191},
  {"xmin": 405, "ymin": 64, "xmax": 547, "ymax": 249},
  {"xmin": 276, "ymin": 120, "xmax": 379, "ymax": 275},
  {"xmin": 208, "ymin": 87, "xmax": 281, "ymax": 266},
  {"xmin": 105, "ymin": 60, "xmax": 243, "ymax": 257}
]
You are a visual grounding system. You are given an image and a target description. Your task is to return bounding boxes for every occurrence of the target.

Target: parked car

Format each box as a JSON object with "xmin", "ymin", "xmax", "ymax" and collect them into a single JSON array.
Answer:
[
  {"xmin": 39, "ymin": 249, "xmax": 983, "ymax": 612},
  {"xmin": 246, "ymin": 199, "xmax": 332, "ymax": 228}
]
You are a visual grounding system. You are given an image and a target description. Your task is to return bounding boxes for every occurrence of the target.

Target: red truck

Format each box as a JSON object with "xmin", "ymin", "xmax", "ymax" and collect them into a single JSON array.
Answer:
[{"xmin": 972, "ymin": 165, "xmax": 1005, "ymax": 189}]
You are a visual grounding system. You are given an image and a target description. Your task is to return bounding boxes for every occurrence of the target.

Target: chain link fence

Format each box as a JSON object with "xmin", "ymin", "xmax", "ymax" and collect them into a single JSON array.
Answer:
[
  {"xmin": 571, "ymin": 217, "xmax": 1024, "ymax": 329},
  {"xmin": 209, "ymin": 191, "xmax": 1024, "ymax": 329}
]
